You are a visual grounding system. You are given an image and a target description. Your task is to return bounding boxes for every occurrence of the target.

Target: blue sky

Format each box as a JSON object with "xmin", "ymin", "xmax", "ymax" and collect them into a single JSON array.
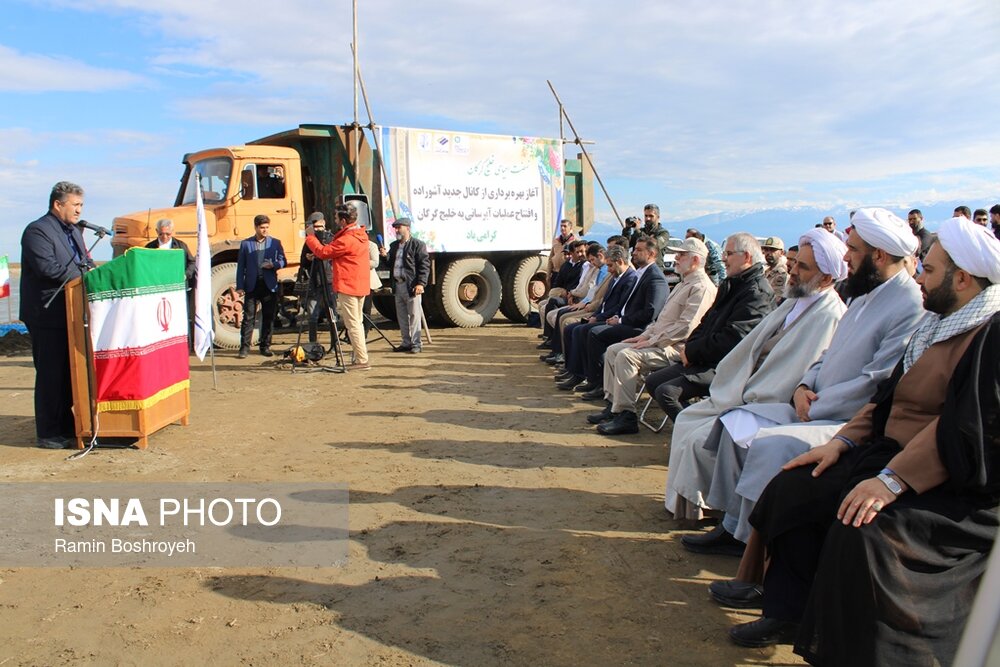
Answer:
[{"xmin": 2, "ymin": 0, "xmax": 998, "ymax": 260}]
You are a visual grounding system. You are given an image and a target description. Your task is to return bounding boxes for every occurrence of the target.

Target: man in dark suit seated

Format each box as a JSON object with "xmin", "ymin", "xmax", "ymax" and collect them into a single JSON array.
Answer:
[
  {"xmin": 235, "ymin": 214, "xmax": 286, "ymax": 358},
  {"xmin": 576, "ymin": 238, "xmax": 670, "ymax": 399},
  {"xmin": 19, "ymin": 181, "xmax": 95, "ymax": 449},
  {"xmin": 556, "ymin": 245, "xmax": 636, "ymax": 390}
]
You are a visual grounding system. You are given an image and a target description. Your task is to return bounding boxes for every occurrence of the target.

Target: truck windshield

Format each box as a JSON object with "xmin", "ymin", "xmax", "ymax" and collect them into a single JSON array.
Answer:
[{"xmin": 180, "ymin": 157, "xmax": 232, "ymax": 205}]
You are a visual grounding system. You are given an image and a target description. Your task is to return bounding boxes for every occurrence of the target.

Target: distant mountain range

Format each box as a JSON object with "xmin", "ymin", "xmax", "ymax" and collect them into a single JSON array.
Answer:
[{"xmin": 584, "ymin": 201, "xmax": 984, "ymax": 249}]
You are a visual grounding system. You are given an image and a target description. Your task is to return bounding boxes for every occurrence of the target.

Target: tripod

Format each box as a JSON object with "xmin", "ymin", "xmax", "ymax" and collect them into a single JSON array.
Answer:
[{"xmin": 291, "ymin": 258, "xmax": 346, "ymax": 373}]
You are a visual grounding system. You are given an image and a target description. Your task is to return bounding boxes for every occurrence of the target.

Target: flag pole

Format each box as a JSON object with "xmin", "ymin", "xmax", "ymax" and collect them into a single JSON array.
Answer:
[{"xmin": 193, "ymin": 173, "xmax": 218, "ymax": 388}]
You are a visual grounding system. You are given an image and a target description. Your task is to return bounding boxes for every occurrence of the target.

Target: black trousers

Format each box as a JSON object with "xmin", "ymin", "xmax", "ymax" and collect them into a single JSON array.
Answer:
[
  {"xmin": 28, "ymin": 324, "xmax": 75, "ymax": 439},
  {"xmin": 646, "ymin": 363, "xmax": 711, "ymax": 420},
  {"xmin": 240, "ymin": 283, "xmax": 277, "ymax": 349}
]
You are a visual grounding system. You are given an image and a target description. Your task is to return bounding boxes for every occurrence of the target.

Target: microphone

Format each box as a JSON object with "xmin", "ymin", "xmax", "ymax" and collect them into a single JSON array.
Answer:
[
  {"xmin": 77, "ymin": 220, "xmax": 113, "ymax": 237},
  {"xmin": 376, "ymin": 233, "xmax": 384, "ymax": 249}
]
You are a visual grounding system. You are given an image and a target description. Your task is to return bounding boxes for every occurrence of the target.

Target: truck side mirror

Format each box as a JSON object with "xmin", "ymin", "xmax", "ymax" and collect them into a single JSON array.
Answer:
[{"xmin": 240, "ymin": 170, "xmax": 256, "ymax": 200}]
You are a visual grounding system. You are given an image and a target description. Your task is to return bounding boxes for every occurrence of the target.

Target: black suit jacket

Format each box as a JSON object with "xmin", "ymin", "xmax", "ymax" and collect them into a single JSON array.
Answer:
[
  {"xmin": 19, "ymin": 213, "xmax": 93, "ymax": 329},
  {"xmin": 594, "ymin": 269, "xmax": 637, "ymax": 321},
  {"xmin": 387, "ymin": 237, "xmax": 431, "ymax": 293},
  {"xmin": 552, "ymin": 259, "xmax": 584, "ymax": 291},
  {"xmin": 620, "ymin": 266, "xmax": 669, "ymax": 328},
  {"xmin": 144, "ymin": 237, "xmax": 196, "ymax": 285}
]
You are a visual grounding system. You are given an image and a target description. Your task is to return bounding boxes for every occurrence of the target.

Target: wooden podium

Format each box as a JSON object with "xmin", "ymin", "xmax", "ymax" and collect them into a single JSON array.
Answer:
[{"xmin": 65, "ymin": 276, "xmax": 190, "ymax": 450}]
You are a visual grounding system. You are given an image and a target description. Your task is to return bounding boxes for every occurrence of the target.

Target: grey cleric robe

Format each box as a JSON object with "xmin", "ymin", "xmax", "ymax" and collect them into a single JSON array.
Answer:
[
  {"xmin": 664, "ymin": 287, "xmax": 847, "ymax": 519},
  {"xmin": 705, "ymin": 268, "xmax": 925, "ymax": 540}
]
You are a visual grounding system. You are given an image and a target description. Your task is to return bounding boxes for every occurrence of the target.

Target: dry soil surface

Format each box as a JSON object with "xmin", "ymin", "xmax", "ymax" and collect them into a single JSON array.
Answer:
[{"xmin": 0, "ymin": 322, "xmax": 802, "ymax": 666}]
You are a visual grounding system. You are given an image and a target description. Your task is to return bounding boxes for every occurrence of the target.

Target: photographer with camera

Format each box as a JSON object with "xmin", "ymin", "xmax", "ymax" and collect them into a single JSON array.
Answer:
[
  {"xmin": 298, "ymin": 212, "xmax": 338, "ymax": 346},
  {"xmin": 305, "ymin": 203, "xmax": 371, "ymax": 371},
  {"xmin": 626, "ymin": 204, "xmax": 671, "ymax": 271}
]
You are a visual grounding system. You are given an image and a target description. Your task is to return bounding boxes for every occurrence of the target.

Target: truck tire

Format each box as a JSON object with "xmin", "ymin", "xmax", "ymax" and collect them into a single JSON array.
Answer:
[
  {"xmin": 211, "ymin": 262, "xmax": 256, "ymax": 349},
  {"xmin": 499, "ymin": 255, "xmax": 548, "ymax": 323},
  {"xmin": 372, "ymin": 294, "xmax": 397, "ymax": 323},
  {"xmin": 436, "ymin": 257, "xmax": 502, "ymax": 327}
]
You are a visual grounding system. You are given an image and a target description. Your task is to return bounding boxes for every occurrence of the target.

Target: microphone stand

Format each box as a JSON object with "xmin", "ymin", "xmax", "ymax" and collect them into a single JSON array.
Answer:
[{"xmin": 64, "ymin": 230, "xmax": 113, "ymax": 458}]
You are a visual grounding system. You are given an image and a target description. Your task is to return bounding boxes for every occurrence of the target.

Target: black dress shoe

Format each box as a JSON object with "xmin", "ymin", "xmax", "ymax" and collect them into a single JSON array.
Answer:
[
  {"xmin": 554, "ymin": 371, "xmax": 574, "ymax": 382},
  {"xmin": 580, "ymin": 387, "xmax": 605, "ymax": 401},
  {"xmin": 394, "ymin": 345, "xmax": 413, "ymax": 353},
  {"xmin": 597, "ymin": 410, "xmax": 639, "ymax": 435},
  {"xmin": 586, "ymin": 404, "xmax": 614, "ymax": 424},
  {"xmin": 681, "ymin": 524, "xmax": 745, "ymax": 557},
  {"xmin": 575, "ymin": 380, "xmax": 598, "ymax": 393},
  {"xmin": 544, "ymin": 354, "xmax": 564, "ymax": 366},
  {"xmin": 557, "ymin": 375, "xmax": 583, "ymax": 390},
  {"xmin": 729, "ymin": 617, "xmax": 798, "ymax": 648},
  {"xmin": 237, "ymin": 346, "xmax": 249, "ymax": 359},
  {"xmin": 536, "ymin": 341, "xmax": 552, "ymax": 350},
  {"xmin": 709, "ymin": 580, "xmax": 763, "ymax": 609},
  {"xmin": 37, "ymin": 436, "xmax": 71, "ymax": 450},
  {"xmin": 259, "ymin": 346, "xmax": 274, "ymax": 357}
]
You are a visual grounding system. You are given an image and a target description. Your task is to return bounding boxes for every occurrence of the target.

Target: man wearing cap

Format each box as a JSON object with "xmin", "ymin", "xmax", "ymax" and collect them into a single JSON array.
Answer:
[
  {"xmin": 298, "ymin": 212, "xmax": 337, "ymax": 346},
  {"xmin": 589, "ymin": 237, "xmax": 717, "ymax": 435},
  {"xmin": 703, "ymin": 207, "xmax": 926, "ymax": 607},
  {"xmin": 761, "ymin": 237, "xmax": 789, "ymax": 300},
  {"xmin": 236, "ymin": 214, "xmax": 286, "ymax": 358},
  {"xmin": 306, "ymin": 203, "xmax": 371, "ymax": 370},
  {"xmin": 664, "ymin": 229, "xmax": 848, "ymax": 522},
  {"xmin": 728, "ymin": 217, "xmax": 1000, "ymax": 660},
  {"xmin": 385, "ymin": 217, "xmax": 430, "ymax": 353}
]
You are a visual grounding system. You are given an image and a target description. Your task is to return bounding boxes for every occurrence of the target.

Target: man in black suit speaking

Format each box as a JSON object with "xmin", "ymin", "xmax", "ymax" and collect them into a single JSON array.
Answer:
[{"xmin": 19, "ymin": 181, "xmax": 95, "ymax": 449}]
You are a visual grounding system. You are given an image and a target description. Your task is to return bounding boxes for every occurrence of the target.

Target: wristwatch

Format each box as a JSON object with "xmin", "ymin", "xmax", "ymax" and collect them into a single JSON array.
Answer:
[{"xmin": 877, "ymin": 470, "xmax": 904, "ymax": 496}]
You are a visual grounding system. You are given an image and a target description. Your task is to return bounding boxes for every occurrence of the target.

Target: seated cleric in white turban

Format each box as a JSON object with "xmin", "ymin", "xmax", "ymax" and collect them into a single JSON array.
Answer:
[{"xmin": 728, "ymin": 217, "xmax": 1000, "ymax": 663}]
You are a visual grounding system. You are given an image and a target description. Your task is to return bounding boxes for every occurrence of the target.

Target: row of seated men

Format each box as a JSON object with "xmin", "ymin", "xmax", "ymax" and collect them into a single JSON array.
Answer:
[{"xmin": 534, "ymin": 210, "xmax": 1000, "ymax": 665}]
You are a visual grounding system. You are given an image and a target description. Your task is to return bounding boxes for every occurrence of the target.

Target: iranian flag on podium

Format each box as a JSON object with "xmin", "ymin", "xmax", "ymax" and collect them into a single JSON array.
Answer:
[{"xmin": 83, "ymin": 248, "xmax": 189, "ymax": 412}]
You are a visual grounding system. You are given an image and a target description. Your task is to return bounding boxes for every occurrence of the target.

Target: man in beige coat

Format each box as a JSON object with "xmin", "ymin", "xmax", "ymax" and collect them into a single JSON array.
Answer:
[{"xmin": 589, "ymin": 238, "xmax": 718, "ymax": 435}]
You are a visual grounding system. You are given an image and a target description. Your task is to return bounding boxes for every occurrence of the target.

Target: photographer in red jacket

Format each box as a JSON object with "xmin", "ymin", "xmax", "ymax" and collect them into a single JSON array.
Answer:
[{"xmin": 305, "ymin": 203, "xmax": 371, "ymax": 370}]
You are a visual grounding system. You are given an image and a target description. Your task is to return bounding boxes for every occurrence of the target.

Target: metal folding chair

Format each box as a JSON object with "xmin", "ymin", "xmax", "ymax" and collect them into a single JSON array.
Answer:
[{"xmin": 637, "ymin": 379, "xmax": 670, "ymax": 433}]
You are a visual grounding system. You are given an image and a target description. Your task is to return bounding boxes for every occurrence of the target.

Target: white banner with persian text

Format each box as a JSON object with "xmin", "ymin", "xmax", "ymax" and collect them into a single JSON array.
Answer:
[{"xmin": 382, "ymin": 127, "xmax": 564, "ymax": 253}]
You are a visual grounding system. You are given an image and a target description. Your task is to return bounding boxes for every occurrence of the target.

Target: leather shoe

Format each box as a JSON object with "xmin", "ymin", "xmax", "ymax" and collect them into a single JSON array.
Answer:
[
  {"xmin": 681, "ymin": 524, "xmax": 745, "ymax": 557},
  {"xmin": 237, "ymin": 346, "xmax": 249, "ymax": 359},
  {"xmin": 597, "ymin": 410, "xmax": 639, "ymax": 435},
  {"xmin": 394, "ymin": 345, "xmax": 413, "ymax": 353},
  {"xmin": 580, "ymin": 387, "xmax": 605, "ymax": 401},
  {"xmin": 575, "ymin": 380, "xmax": 598, "ymax": 393},
  {"xmin": 554, "ymin": 371, "xmax": 574, "ymax": 382},
  {"xmin": 544, "ymin": 354, "xmax": 563, "ymax": 366},
  {"xmin": 557, "ymin": 375, "xmax": 583, "ymax": 390},
  {"xmin": 586, "ymin": 404, "xmax": 614, "ymax": 424},
  {"xmin": 729, "ymin": 617, "xmax": 798, "ymax": 648},
  {"xmin": 709, "ymin": 580, "xmax": 763, "ymax": 609},
  {"xmin": 37, "ymin": 436, "xmax": 71, "ymax": 450},
  {"xmin": 536, "ymin": 341, "xmax": 552, "ymax": 350},
  {"xmin": 259, "ymin": 346, "xmax": 274, "ymax": 357},
  {"xmin": 408, "ymin": 348, "xmax": 421, "ymax": 354}
]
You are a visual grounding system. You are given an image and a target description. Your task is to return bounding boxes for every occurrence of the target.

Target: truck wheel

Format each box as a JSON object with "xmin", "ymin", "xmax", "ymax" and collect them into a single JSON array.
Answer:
[
  {"xmin": 436, "ymin": 257, "xmax": 502, "ymax": 327},
  {"xmin": 211, "ymin": 262, "xmax": 256, "ymax": 349},
  {"xmin": 372, "ymin": 294, "xmax": 397, "ymax": 322},
  {"xmin": 499, "ymin": 255, "xmax": 548, "ymax": 323}
]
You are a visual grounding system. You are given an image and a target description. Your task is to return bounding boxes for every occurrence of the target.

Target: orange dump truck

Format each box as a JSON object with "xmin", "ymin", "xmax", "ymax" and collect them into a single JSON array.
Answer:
[{"xmin": 112, "ymin": 124, "xmax": 594, "ymax": 348}]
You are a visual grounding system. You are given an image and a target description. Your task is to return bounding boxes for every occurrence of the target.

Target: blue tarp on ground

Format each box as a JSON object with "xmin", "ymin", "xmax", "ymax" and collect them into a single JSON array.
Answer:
[{"xmin": 0, "ymin": 323, "xmax": 28, "ymax": 336}]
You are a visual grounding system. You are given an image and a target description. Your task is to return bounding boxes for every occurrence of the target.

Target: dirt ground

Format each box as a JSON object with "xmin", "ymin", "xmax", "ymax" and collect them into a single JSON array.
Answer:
[{"xmin": 0, "ymin": 321, "xmax": 803, "ymax": 666}]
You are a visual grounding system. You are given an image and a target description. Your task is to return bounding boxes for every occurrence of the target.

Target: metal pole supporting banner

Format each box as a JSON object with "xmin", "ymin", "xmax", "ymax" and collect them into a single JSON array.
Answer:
[{"xmin": 546, "ymin": 80, "xmax": 624, "ymax": 228}]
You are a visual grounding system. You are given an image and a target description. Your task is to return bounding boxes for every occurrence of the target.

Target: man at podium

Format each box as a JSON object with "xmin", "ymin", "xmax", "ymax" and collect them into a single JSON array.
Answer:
[{"xmin": 19, "ymin": 181, "xmax": 94, "ymax": 449}]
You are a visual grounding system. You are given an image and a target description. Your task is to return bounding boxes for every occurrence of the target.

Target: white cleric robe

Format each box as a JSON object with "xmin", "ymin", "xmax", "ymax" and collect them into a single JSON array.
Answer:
[
  {"xmin": 703, "ymin": 268, "xmax": 926, "ymax": 540},
  {"xmin": 664, "ymin": 287, "xmax": 847, "ymax": 519}
]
